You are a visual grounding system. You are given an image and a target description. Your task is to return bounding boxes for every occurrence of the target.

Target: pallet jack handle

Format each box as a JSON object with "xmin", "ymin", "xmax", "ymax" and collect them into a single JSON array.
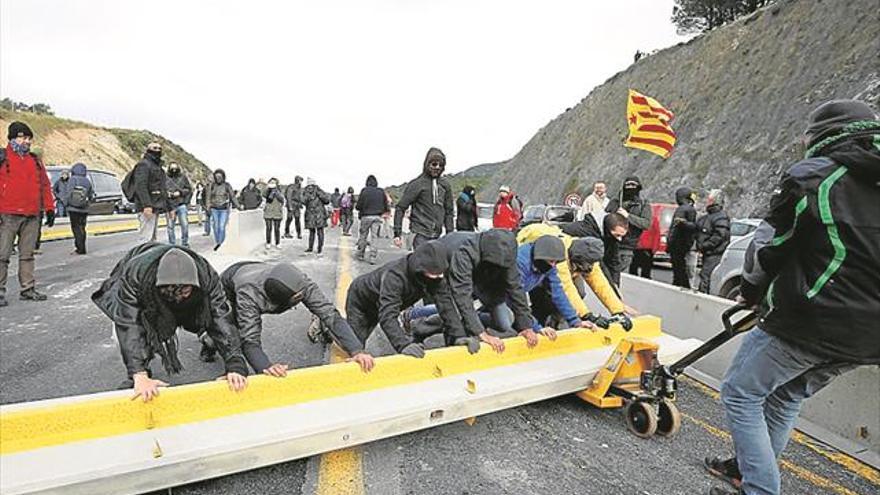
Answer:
[{"xmin": 667, "ymin": 303, "xmax": 759, "ymax": 376}]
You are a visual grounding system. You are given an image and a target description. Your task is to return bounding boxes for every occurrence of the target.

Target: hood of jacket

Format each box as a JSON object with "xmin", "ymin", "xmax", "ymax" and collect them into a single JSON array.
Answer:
[
  {"xmin": 478, "ymin": 229, "xmax": 517, "ymax": 267},
  {"xmin": 568, "ymin": 237, "xmax": 604, "ymax": 271},
  {"xmin": 70, "ymin": 162, "xmax": 88, "ymax": 177},
  {"xmin": 422, "ymin": 147, "xmax": 446, "ymax": 176},
  {"xmin": 819, "ymin": 123, "xmax": 880, "ymax": 181},
  {"xmin": 365, "ymin": 175, "xmax": 378, "ymax": 187},
  {"xmin": 408, "ymin": 240, "xmax": 449, "ymax": 276},
  {"xmin": 674, "ymin": 186, "xmax": 693, "ymax": 205},
  {"xmin": 621, "ymin": 175, "xmax": 643, "ymax": 197},
  {"xmin": 213, "ymin": 169, "xmax": 227, "ymax": 183}
]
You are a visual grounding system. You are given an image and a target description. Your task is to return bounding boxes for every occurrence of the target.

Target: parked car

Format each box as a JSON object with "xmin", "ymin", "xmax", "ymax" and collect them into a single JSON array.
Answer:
[
  {"xmin": 519, "ymin": 204, "xmax": 577, "ymax": 229},
  {"xmin": 729, "ymin": 218, "xmax": 761, "ymax": 242},
  {"xmin": 709, "ymin": 232, "xmax": 754, "ymax": 300},
  {"xmin": 476, "ymin": 202, "xmax": 494, "ymax": 232},
  {"xmin": 635, "ymin": 203, "xmax": 676, "ymax": 262},
  {"xmin": 47, "ymin": 166, "xmax": 128, "ymax": 216}
]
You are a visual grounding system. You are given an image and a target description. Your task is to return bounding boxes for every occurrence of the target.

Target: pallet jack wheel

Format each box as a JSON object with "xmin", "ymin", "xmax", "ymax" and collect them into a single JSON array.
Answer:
[
  {"xmin": 625, "ymin": 400, "xmax": 658, "ymax": 438},
  {"xmin": 656, "ymin": 400, "xmax": 682, "ymax": 437}
]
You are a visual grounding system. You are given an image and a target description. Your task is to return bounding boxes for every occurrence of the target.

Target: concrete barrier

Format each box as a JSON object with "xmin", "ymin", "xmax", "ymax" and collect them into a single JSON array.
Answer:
[
  {"xmin": 214, "ymin": 209, "xmax": 265, "ymax": 256},
  {"xmin": 583, "ymin": 274, "xmax": 879, "ymax": 466},
  {"xmin": 43, "ymin": 213, "xmax": 201, "ymax": 242}
]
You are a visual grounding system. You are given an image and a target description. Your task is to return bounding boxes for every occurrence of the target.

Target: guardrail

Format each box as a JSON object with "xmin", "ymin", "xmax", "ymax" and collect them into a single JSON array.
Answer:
[
  {"xmin": 583, "ymin": 274, "xmax": 879, "ymax": 466},
  {"xmin": 42, "ymin": 213, "xmax": 202, "ymax": 242}
]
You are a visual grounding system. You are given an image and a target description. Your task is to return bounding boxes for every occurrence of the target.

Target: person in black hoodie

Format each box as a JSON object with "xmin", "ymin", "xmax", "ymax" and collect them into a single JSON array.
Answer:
[
  {"xmin": 667, "ymin": 186, "xmax": 698, "ymax": 289},
  {"xmin": 355, "ymin": 175, "xmax": 389, "ymax": 264},
  {"xmin": 91, "ymin": 243, "xmax": 249, "ymax": 402},
  {"xmin": 605, "ymin": 176, "xmax": 652, "ymax": 283},
  {"xmin": 132, "ymin": 142, "xmax": 168, "ymax": 243},
  {"xmin": 695, "ymin": 189, "xmax": 730, "ymax": 294},
  {"xmin": 239, "ymin": 178, "xmax": 263, "ymax": 210},
  {"xmin": 345, "ymin": 241, "xmax": 469, "ymax": 357},
  {"xmin": 456, "ymin": 185, "xmax": 479, "ymax": 231},
  {"xmin": 393, "ymin": 147, "xmax": 454, "ymax": 250},
  {"xmin": 705, "ymin": 100, "xmax": 880, "ymax": 495}
]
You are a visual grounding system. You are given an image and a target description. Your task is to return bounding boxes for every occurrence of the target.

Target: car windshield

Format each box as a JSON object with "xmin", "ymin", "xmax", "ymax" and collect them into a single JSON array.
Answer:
[
  {"xmin": 545, "ymin": 206, "xmax": 574, "ymax": 223},
  {"xmin": 659, "ymin": 207, "xmax": 675, "ymax": 230},
  {"xmin": 731, "ymin": 221, "xmax": 757, "ymax": 237},
  {"xmin": 522, "ymin": 205, "xmax": 545, "ymax": 222}
]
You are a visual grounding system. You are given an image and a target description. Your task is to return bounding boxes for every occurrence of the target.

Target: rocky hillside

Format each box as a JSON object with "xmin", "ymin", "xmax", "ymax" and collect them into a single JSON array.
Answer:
[
  {"xmin": 474, "ymin": 0, "xmax": 879, "ymax": 217},
  {"xmin": 0, "ymin": 109, "xmax": 211, "ymax": 182}
]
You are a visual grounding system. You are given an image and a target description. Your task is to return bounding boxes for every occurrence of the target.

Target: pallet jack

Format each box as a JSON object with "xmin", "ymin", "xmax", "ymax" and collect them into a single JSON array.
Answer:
[{"xmin": 578, "ymin": 304, "xmax": 759, "ymax": 438}]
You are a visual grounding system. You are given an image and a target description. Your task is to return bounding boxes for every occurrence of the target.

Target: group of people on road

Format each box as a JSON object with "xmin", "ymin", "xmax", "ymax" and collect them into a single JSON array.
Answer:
[{"xmin": 667, "ymin": 187, "xmax": 731, "ymax": 293}]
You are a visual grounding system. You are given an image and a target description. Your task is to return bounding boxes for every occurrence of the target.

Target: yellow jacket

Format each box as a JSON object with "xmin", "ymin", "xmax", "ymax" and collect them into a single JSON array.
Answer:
[{"xmin": 516, "ymin": 223, "xmax": 624, "ymax": 316}]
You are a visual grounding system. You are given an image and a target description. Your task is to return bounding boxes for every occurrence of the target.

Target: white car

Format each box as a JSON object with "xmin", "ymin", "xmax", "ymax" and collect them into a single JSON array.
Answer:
[{"xmin": 477, "ymin": 202, "xmax": 494, "ymax": 232}]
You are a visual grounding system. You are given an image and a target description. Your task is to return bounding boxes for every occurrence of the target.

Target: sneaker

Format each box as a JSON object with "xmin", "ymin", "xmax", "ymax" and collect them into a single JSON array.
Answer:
[
  {"xmin": 284, "ymin": 234, "xmax": 293, "ymax": 239},
  {"xmin": 704, "ymin": 457, "xmax": 742, "ymax": 490},
  {"xmin": 20, "ymin": 288, "xmax": 47, "ymax": 301},
  {"xmin": 274, "ymin": 244, "xmax": 282, "ymax": 250},
  {"xmin": 199, "ymin": 342, "xmax": 217, "ymax": 362},
  {"xmin": 266, "ymin": 243, "xmax": 272, "ymax": 250},
  {"xmin": 0, "ymin": 295, "xmax": 7, "ymax": 307},
  {"xmin": 316, "ymin": 251, "xmax": 324, "ymax": 258}
]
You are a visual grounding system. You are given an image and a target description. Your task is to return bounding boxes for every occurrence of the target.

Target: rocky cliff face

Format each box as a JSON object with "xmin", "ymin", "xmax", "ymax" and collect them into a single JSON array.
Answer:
[{"xmin": 478, "ymin": 0, "xmax": 879, "ymax": 217}]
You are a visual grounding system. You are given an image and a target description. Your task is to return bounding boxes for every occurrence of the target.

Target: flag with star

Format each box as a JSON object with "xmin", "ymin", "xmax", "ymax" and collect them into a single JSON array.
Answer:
[{"xmin": 624, "ymin": 89, "xmax": 676, "ymax": 158}]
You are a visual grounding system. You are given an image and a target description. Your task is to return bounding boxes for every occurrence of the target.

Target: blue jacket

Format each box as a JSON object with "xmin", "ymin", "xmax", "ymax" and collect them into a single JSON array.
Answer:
[
  {"xmin": 515, "ymin": 243, "xmax": 580, "ymax": 330},
  {"xmin": 66, "ymin": 163, "xmax": 95, "ymax": 214}
]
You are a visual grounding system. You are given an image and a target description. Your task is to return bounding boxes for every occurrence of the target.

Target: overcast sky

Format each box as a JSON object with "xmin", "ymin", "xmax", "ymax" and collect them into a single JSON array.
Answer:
[{"xmin": 1, "ymin": 0, "xmax": 687, "ymax": 188}]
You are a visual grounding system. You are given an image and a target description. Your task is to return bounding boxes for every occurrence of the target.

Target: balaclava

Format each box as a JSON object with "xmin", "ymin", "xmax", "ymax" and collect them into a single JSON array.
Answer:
[
  {"xmin": 531, "ymin": 235, "xmax": 565, "ymax": 274},
  {"xmin": 568, "ymin": 238, "xmax": 604, "ymax": 274},
  {"xmin": 621, "ymin": 176, "xmax": 642, "ymax": 202},
  {"xmin": 409, "ymin": 241, "xmax": 449, "ymax": 286},
  {"xmin": 263, "ymin": 263, "xmax": 308, "ymax": 308}
]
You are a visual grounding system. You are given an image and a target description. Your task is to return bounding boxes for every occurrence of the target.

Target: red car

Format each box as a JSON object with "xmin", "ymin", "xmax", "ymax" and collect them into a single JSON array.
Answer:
[{"xmin": 636, "ymin": 203, "xmax": 676, "ymax": 261}]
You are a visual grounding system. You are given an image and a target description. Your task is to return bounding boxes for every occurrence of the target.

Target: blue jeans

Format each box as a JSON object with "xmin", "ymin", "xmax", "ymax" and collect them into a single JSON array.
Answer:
[
  {"xmin": 720, "ymin": 328, "xmax": 856, "ymax": 495},
  {"xmin": 55, "ymin": 200, "xmax": 66, "ymax": 217},
  {"xmin": 210, "ymin": 207, "xmax": 230, "ymax": 246},
  {"xmin": 409, "ymin": 304, "xmax": 438, "ymax": 320},
  {"xmin": 166, "ymin": 204, "xmax": 189, "ymax": 246}
]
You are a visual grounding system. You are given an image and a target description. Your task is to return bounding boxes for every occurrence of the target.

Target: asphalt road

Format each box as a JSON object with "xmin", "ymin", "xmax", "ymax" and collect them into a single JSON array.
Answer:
[{"xmin": 1, "ymin": 222, "xmax": 876, "ymax": 495}]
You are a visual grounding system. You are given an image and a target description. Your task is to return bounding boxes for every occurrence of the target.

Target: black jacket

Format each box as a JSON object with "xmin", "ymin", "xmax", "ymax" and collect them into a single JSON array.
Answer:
[
  {"xmin": 346, "ymin": 246, "xmax": 465, "ymax": 351},
  {"xmin": 91, "ymin": 243, "xmax": 247, "ymax": 377},
  {"xmin": 165, "ymin": 173, "xmax": 193, "ymax": 208},
  {"xmin": 606, "ymin": 176, "xmax": 652, "ymax": 250},
  {"xmin": 221, "ymin": 262, "xmax": 364, "ymax": 373},
  {"xmin": 132, "ymin": 154, "xmax": 168, "ymax": 212},
  {"xmin": 695, "ymin": 204, "xmax": 730, "ymax": 256},
  {"xmin": 561, "ymin": 215, "xmax": 621, "ymax": 288},
  {"xmin": 393, "ymin": 168, "xmax": 454, "ymax": 238},
  {"xmin": 455, "ymin": 192, "xmax": 478, "ymax": 231},
  {"xmin": 742, "ymin": 131, "xmax": 880, "ymax": 364},
  {"xmin": 285, "ymin": 180, "xmax": 303, "ymax": 211},
  {"xmin": 356, "ymin": 180, "xmax": 388, "ymax": 217},
  {"xmin": 667, "ymin": 187, "xmax": 697, "ymax": 253},
  {"xmin": 239, "ymin": 184, "xmax": 262, "ymax": 210},
  {"xmin": 440, "ymin": 231, "xmax": 533, "ymax": 336}
]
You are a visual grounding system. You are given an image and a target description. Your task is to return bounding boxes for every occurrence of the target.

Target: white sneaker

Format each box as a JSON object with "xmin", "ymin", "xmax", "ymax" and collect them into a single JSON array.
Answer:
[
  {"xmin": 265, "ymin": 243, "xmax": 272, "ymax": 250},
  {"xmin": 274, "ymin": 244, "xmax": 282, "ymax": 250}
]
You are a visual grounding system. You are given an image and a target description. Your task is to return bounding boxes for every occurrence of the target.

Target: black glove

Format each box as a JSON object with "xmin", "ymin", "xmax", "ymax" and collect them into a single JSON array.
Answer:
[
  {"xmin": 739, "ymin": 279, "xmax": 763, "ymax": 307},
  {"xmin": 400, "ymin": 343, "xmax": 425, "ymax": 359},
  {"xmin": 612, "ymin": 312, "xmax": 633, "ymax": 331},
  {"xmin": 45, "ymin": 210, "xmax": 56, "ymax": 227},
  {"xmin": 454, "ymin": 337, "xmax": 481, "ymax": 355},
  {"xmin": 584, "ymin": 313, "xmax": 610, "ymax": 329}
]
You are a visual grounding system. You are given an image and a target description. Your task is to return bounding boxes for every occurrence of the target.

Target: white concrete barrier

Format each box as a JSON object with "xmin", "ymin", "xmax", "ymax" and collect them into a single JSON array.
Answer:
[
  {"xmin": 583, "ymin": 274, "xmax": 879, "ymax": 466},
  {"xmin": 215, "ymin": 209, "xmax": 265, "ymax": 256}
]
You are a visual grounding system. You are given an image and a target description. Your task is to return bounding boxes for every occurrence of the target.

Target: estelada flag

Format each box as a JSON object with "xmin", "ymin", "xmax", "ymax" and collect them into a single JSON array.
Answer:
[{"xmin": 625, "ymin": 89, "xmax": 676, "ymax": 158}]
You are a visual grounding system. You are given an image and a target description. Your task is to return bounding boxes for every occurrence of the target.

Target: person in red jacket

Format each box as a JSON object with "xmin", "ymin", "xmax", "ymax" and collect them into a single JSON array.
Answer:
[
  {"xmin": 0, "ymin": 122, "xmax": 55, "ymax": 307},
  {"xmin": 492, "ymin": 185, "xmax": 522, "ymax": 231}
]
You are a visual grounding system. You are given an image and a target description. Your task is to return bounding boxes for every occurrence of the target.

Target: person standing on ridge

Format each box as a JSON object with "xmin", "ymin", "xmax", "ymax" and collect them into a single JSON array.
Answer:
[
  {"xmin": 393, "ymin": 147, "xmax": 454, "ymax": 250},
  {"xmin": 695, "ymin": 189, "xmax": 731, "ymax": 294},
  {"xmin": 605, "ymin": 176, "xmax": 652, "ymax": 284},
  {"xmin": 0, "ymin": 121, "xmax": 55, "ymax": 307},
  {"xmin": 668, "ymin": 186, "xmax": 698, "ymax": 289},
  {"xmin": 284, "ymin": 175, "xmax": 304, "ymax": 239}
]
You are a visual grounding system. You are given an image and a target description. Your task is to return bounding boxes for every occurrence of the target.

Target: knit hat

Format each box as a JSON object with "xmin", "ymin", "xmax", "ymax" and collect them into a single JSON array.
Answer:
[
  {"xmin": 7, "ymin": 121, "xmax": 33, "ymax": 140},
  {"xmin": 804, "ymin": 100, "xmax": 877, "ymax": 148},
  {"xmin": 532, "ymin": 235, "xmax": 566, "ymax": 263},
  {"xmin": 499, "ymin": 185, "xmax": 511, "ymax": 194},
  {"xmin": 568, "ymin": 238, "xmax": 604, "ymax": 272},
  {"xmin": 263, "ymin": 263, "xmax": 308, "ymax": 306},
  {"xmin": 155, "ymin": 248, "xmax": 200, "ymax": 287}
]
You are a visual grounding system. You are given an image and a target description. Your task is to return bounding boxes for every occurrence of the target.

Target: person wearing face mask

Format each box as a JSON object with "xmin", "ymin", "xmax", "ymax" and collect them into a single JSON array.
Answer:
[
  {"xmin": 344, "ymin": 241, "xmax": 469, "ymax": 358},
  {"xmin": 605, "ymin": 176, "xmax": 653, "ymax": 278},
  {"xmin": 455, "ymin": 185, "xmax": 478, "ymax": 232},
  {"xmin": 668, "ymin": 186, "xmax": 698, "ymax": 289},
  {"xmin": 0, "ymin": 121, "xmax": 56, "ymax": 306},
  {"xmin": 204, "ymin": 168, "xmax": 238, "ymax": 251},
  {"xmin": 131, "ymin": 142, "xmax": 169, "ymax": 243},
  {"xmin": 239, "ymin": 178, "xmax": 263, "ymax": 211},
  {"xmin": 518, "ymin": 224, "xmax": 636, "ymax": 329},
  {"xmin": 219, "ymin": 262, "xmax": 375, "ymax": 376},
  {"xmin": 262, "ymin": 178, "xmax": 285, "ymax": 250},
  {"xmin": 393, "ymin": 147, "xmax": 455, "ymax": 250},
  {"xmin": 52, "ymin": 169, "xmax": 71, "ymax": 218},
  {"xmin": 164, "ymin": 163, "xmax": 192, "ymax": 247},
  {"xmin": 91, "ymin": 243, "xmax": 249, "ymax": 402}
]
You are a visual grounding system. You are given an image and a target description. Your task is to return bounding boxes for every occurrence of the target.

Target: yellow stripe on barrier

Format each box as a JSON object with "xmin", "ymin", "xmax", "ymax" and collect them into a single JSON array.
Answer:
[
  {"xmin": 41, "ymin": 215, "xmax": 201, "ymax": 241},
  {"xmin": 0, "ymin": 316, "xmax": 660, "ymax": 455}
]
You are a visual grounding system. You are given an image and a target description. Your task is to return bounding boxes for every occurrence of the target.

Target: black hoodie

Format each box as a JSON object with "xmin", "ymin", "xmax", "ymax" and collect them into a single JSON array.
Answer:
[
  {"xmin": 742, "ymin": 126, "xmax": 880, "ymax": 364},
  {"xmin": 356, "ymin": 175, "xmax": 388, "ymax": 216},
  {"xmin": 606, "ymin": 175, "xmax": 652, "ymax": 249},
  {"xmin": 393, "ymin": 147, "xmax": 455, "ymax": 238},
  {"xmin": 667, "ymin": 186, "xmax": 697, "ymax": 252}
]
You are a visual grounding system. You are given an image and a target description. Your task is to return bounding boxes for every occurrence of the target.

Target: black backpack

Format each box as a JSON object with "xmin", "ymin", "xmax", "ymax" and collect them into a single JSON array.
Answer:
[
  {"xmin": 67, "ymin": 183, "xmax": 90, "ymax": 209},
  {"xmin": 121, "ymin": 165, "xmax": 138, "ymax": 202}
]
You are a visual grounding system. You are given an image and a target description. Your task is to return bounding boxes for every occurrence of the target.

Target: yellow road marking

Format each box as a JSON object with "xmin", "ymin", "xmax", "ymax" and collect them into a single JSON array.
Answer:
[
  {"xmin": 682, "ymin": 375, "xmax": 880, "ymax": 486},
  {"xmin": 681, "ymin": 412, "xmax": 864, "ymax": 495},
  {"xmin": 41, "ymin": 215, "xmax": 201, "ymax": 241},
  {"xmin": 317, "ymin": 235, "xmax": 365, "ymax": 495}
]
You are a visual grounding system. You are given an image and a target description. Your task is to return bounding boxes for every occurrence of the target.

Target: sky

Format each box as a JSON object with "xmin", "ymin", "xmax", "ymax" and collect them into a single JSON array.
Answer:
[{"xmin": 1, "ymin": 0, "xmax": 688, "ymax": 188}]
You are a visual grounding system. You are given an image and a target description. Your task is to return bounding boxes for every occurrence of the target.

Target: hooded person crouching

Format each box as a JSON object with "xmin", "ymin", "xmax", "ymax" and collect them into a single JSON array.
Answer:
[
  {"xmin": 92, "ymin": 243, "xmax": 248, "ymax": 401},
  {"xmin": 220, "ymin": 262, "xmax": 375, "ymax": 376},
  {"xmin": 345, "ymin": 241, "xmax": 468, "ymax": 357},
  {"xmin": 393, "ymin": 147, "xmax": 455, "ymax": 250}
]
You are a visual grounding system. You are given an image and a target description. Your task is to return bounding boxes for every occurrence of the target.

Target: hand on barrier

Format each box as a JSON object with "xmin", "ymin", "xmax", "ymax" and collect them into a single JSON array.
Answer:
[
  {"xmin": 393, "ymin": 237, "xmax": 403, "ymax": 249},
  {"xmin": 218, "ymin": 372, "xmax": 248, "ymax": 392},
  {"xmin": 584, "ymin": 313, "xmax": 611, "ymax": 329},
  {"xmin": 479, "ymin": 332, "xmax": 505, "ymax": 353},
  {"xmin": 454, "ymin": 337, "xmax": 482, "ymax": 355},
  {"xmin": 401, "ymin": 343, "xmax": 426, "ymax": 358},
  {"xmin": 45, "ymin": 210, "xmax": 56, "ymax": 227},
  {"xmin": 519, "ymin": 329, "xmax": 539, "ymax": 348},
  {"xmin": 539, "ymin": 327, "xmax": 559, "ymax": 341},
  {"xmin": 131, "ymin": 372, "xmax": 168, "ymax": 402},
  {"xmin": 610, "ymin": 312, "xmax": 634, "ymax": 331},
  {"xmin": 263, "ymin": 363, "xmax": 289, "ymax": 378},
  {"xmin": 577, "ymin": 320, "xmax": 597, "ymax": 330},
  {"xmin": 347, "ymin": 352, "xmax": 375, "ymax": 372}
]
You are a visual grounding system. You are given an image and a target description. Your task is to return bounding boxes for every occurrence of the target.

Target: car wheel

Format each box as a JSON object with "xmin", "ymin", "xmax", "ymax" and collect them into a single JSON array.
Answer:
[{"xmin": 721, "ymin": 278, "xmax": 741, "ymax": 301}]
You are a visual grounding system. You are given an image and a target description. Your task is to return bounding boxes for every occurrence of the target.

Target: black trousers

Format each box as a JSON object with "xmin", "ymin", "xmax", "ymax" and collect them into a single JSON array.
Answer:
[
  {"xmin": 341, "ymin": 209, "xmax": 354, "ymax": 234},
  {"xmin": 630, "ymin": 249, "xmax": 653, "ymax": 279},
  {"xmin": 308, "ymin": 228, "xmax": 325, "ymax": 253},
  {"xmin": 265, "ymin": 219, "xmax": 281, "ymax": 245},
  {"xmin": 285, "ymin": 209, "xmax": 302, "ymax": 237},
  {"xmin": 670, "ymin": 248, "xmax": 690, "ymax": 288},
  {"xmin": 69, "ymin": 212, "xmax": 88, "ymax": 254}
]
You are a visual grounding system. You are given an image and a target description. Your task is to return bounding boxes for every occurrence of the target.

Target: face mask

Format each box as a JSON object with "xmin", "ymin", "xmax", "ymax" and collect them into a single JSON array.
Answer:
[
  {"xmin": 214, "ymin": 174, "xmax": 223, "ymax": 184},
  {"xmin": 10, "ymin": 140, "xmax": 30, "ymax": 155},
  {"xmin": 533, "ymin": 260, "xmax": 553, "ymax": 274},
  {"xmin": 147, "ymin": 149, "xmax": 162, "ymax": 161},
  {"xmin": 268, "ymin": 182, "xmax": 277, "ymax": 189},
  {"xmin": 169, "ymin": 167, "xmax": 180, "ymax": 176},
  {"xmin": 622, "ymin": 188, "xmax": 637, "ymax": 201},
  {"xmin": 158, "ymin": 285, "xmax": 194, "ymax": 305}
]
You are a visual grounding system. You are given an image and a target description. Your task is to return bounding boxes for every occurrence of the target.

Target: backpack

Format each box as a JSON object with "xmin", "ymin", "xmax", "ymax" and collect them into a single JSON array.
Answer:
[
  {"xmin": 67, "ymin": 184, "xmax": 90, "ymax": 209},
  {"xmin": 341, "ymin": 193, "xmax": 352, "ymax": 209},
  {"xmin": 121, "ymin": 165, "xmax": 137, "ymax": 202}
]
